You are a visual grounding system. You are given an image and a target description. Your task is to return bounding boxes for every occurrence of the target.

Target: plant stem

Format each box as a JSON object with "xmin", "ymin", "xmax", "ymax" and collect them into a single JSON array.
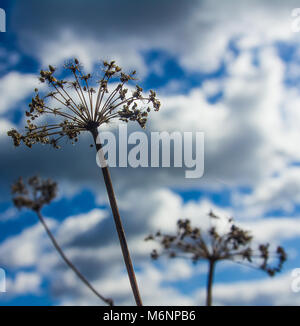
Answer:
[
  {"xmin": 92, "ymin": 129, "xmax": 143, "ymax": 306},
  {"xmin": 35, "ymin": 209, "xmax": 113, "ymax": 306},
  {"xmin": 206, "ymin": 259, "xmax": 216, "ymax": 306}
]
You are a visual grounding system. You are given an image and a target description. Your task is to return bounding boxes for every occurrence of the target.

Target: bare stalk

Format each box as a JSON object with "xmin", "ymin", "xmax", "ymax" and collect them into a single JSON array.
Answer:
[
  {"xmin": 91, "ymin": 128, "xmax": 143, "ymax": 306},
  {"xmin": 35, "ymin": 209, "xmax": 113, "ymax": 306},
  {"xmin": 206, "ymin": 260, "xmax": 216, "ymax": 306}
]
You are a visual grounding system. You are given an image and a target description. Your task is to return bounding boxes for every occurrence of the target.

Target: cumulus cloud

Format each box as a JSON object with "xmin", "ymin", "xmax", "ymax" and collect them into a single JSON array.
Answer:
[
  {"xmin": 195, "ymin": 272, "xmax": 299, "ymax": 306},
  {"xmin": 0, "ymin": 218, "xmax": 57, "ymax": 268},
  {"xmin": 0, "ymin": 71, "xmax": 40, "ymax": 114},
  {"xmin": 239, "ymin": 167, "xmax": 300, "ymax": 216},
  {"xmin": 6, "ymin": 272, "xmax": 42, "ymax": 296},
  {"xmin": 9, "ymin": 0, "xmax": 300, "ymax": 73},
  {"xmin": 241, "ymin": 216, "xmax": 300, "ymax": 244}
]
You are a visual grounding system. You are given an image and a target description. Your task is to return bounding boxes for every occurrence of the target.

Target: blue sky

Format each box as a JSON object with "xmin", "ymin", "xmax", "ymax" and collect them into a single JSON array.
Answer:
[{"xmin": 2, "ymin": 0, "xmax": 300, "ymax": 306}]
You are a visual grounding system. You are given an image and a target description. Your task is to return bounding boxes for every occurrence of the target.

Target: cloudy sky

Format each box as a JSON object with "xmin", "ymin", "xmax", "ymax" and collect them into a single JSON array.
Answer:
[{"xmin": 1, "ymin": 0, "xmax": 300, "ymax": 306}]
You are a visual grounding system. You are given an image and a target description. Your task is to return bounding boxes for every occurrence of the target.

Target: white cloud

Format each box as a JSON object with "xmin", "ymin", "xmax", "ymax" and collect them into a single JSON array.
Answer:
[
  {"xmin": 0, "ymin": 207, "xmax": 18, "ymax": 222},
  {"xmin": 147, "ymin": 46, "xmax": 289, "ymax": 189},
  {"xmin": 36, "ymin": 29, "xmax": 147, "ymax": 76},
  {"xmin": 0, "ymin": 72, "xmax": 41, "ymax": 114},
  {"xmin": 56, "ymin": 208, "xmax": 108, "ymax": 246},
  {"xmin": 239, "ymin": 167, "xmax": 300, "ymax": 216},
  {"xmin": 0, "ymin": 219, "xmax": 56, "ymax": 268},
  {"xmin": 195, "ymin": 271, "xmax": 299, "ymax": 306},
  {"xmin": 241, "ymin": 217, "xmax": 300, "ymax": 246},
  {"xmin": 0, "ymin": 118, "xmax": 16, "ymax": 137},
  {"xmin": 202, "ymin": 79, "xmax": 223, "ymax": 98},
  {"xmin": 11, "ymin": 0, "xmax": 300, "ymax": 74},
  {"xmin": 6, "ymin": 272, "xmax": 42, "ymax": 296}
]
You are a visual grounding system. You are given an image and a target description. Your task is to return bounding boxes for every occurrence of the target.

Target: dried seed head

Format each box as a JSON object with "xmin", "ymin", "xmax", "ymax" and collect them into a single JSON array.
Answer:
[
  {"xmin": 147, "ymin": 211, "xmax": 287, "ymax": 277},
  {"xmin": 11, "ymin": 176, "xmax": 57, "ymax": 211},
  {"xmin": 8, "ymin": 58, "xmax": 161, "ymax": 149}
]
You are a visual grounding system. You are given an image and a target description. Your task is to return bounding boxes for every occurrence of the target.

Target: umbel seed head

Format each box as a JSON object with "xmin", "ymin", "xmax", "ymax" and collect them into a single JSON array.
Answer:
[
  {"xmin": 8, "ymin": 58, "xmax": 161, "ymax": 149},
  {"xmin": 146, "ymin": 211, "xmax": 287, "ymax": 276},
  {"xmin": 11, "ymin": 176, "xmax": 57, "ymax": 212}
]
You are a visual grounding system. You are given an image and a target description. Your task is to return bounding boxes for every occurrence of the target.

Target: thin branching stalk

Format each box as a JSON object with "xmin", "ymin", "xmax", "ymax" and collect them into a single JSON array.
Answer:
[{"xmin": 35, "ymin": 209, "xmax": 114, "ymax": 306}]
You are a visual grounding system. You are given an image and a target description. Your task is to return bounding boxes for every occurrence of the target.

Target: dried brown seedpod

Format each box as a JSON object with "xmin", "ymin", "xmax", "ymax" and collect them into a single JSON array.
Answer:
[{"xmin": 146, "ymin": 211, "xmax": 287, "ymax": 306}]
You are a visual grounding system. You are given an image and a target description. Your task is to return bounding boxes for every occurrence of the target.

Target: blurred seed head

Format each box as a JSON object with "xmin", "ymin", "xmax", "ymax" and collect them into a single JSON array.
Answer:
[
  {"xmin": 11, "ymin": 176, "xmax": 57, "ymax": 212},
  {"xmin": 146, "ymin": 211, "xmax": 287, "ymax": 276}
]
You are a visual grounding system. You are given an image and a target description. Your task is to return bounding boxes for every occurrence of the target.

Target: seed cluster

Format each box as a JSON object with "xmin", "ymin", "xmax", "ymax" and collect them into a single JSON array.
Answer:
[
  {"xmin": 8, "ymin": 59, "xmax": 161, "ymax": 149},
  {"xmin": 146, "ymin": 211, "xmax": 287, "ymax": 276},
  {"xmin": 11, "ymin": 176, "xmax": 57, "ymax": 212}
]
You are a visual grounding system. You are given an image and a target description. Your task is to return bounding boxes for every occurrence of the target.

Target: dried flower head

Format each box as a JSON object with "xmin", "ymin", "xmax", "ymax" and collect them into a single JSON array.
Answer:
[
  {"xmin": 11, "ymin": 176, "xmax": 114, "ymax": 306},
  {"xmin": 7, "ymin": 59, "xmax": 161, "ymax": 149},
  {"xmin": 146, "ymin": 212, "xmax": 287, "ymax": 276},
  {"xmin": 11, "ymin": 176, "xmax": 57, "ymax": 211}
]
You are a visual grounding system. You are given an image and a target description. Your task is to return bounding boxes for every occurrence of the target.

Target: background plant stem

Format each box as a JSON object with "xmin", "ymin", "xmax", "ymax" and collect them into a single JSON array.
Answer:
[
  {"xmin": 35, "ymin": 209, "xmax": 113, "ymax": 306},
  {"xmin": 206, "ymin": 260, "xmax": 216, "ymax": 306},
  {"xmin": 92, "ymin": 129, "xmax": 143, "ymax": 306}
]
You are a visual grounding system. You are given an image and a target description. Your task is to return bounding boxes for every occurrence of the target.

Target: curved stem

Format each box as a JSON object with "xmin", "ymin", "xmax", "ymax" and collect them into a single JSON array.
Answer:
[
  {"xmin": 35, "ymin": 209, "xmax": 113, "ymax": 306},
  {"xmin": 91, "ymin": 129, "xmax": 143, "ymax": 306}
]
